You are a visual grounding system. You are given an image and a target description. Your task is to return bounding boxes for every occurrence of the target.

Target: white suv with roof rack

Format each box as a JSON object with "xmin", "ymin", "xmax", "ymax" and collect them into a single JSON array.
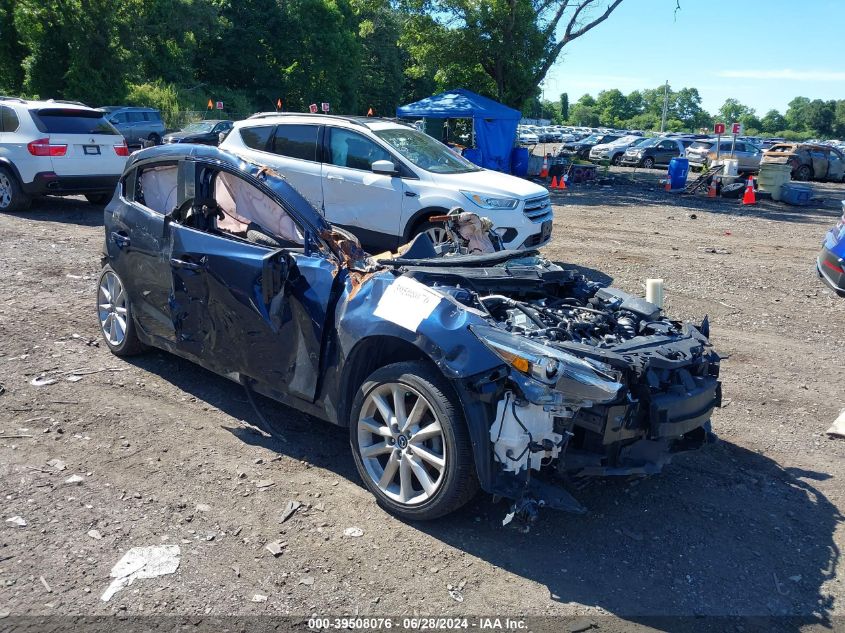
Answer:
[
  {"xmin": 219, "ymin": 113, "xmax": 553, "ymax": 251},
  {"xmin": 0, "ymin": 97, "xmax": 128, "ymax": 211}
]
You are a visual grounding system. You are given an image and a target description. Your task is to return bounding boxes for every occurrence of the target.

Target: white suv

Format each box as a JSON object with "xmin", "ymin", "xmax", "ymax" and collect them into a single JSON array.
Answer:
[
  {"xmin": 220, "ymin": 114, "xmax": 552, "ymax": 250},
  {"xmin": 0, "ymin": 97, "xmax": 128, "ymax": 211}
]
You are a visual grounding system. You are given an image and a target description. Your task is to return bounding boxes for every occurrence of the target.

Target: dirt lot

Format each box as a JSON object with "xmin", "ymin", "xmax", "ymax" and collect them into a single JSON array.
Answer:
[{"xmin": 1, "ymin": 169, "xmax": 844, "ymax": 632}]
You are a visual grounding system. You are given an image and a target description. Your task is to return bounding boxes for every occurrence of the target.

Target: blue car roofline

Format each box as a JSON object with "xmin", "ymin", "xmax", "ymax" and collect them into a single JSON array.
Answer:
[{"xmin": 126, "ymin": 145, "xmax": 331, "ymax": 236}]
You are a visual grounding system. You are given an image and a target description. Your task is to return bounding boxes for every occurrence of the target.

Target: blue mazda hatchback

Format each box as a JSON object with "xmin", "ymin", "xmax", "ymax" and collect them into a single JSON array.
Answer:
[
  {"xmin": 97, "ymin": 144, "xmax": 722, "ymax": 523},
  {"xmin": 817, "ymin": 201, "xmax": 845, "ymax": 296}
]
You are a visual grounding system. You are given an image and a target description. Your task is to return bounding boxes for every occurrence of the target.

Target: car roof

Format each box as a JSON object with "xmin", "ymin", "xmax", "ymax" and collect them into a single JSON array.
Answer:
[
  {"xmin": 126, "ymin": 144, "xmax": 329, "ymax": 234},
  {"xmin": 100, "ymin": 105, "xmax": 159, "ymax": 112},
  {"xmin": 0, "ymin": 96, "xmax": 97, "ymax": 111},
  {"xmin": 242, "ymin": 112, "xmax": 414, "ymax": 133}
]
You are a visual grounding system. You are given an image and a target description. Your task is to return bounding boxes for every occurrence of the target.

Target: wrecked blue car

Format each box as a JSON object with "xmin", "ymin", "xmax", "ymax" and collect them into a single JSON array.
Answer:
[
  {"xmin": 98, "ymin": 145, "xmax": 721, "ymax": 522},
  {"xmin": 817, "ymin": 201, "xmax": 845, "ymax": 296}
]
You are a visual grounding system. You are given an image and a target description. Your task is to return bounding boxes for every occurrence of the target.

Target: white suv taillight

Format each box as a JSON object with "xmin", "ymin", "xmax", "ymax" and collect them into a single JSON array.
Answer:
[
  {"xmin": 27, "ymin": 138, "xmax": 67, "ymax": 157},
  {"xmin": 114, "ymin": 140, "xmax": 129, "ymax": 157}
]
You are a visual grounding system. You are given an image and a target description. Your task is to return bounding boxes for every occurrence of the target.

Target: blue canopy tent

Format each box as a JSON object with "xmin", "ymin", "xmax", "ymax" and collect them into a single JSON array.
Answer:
[{"xmin": 396, "ymin": 88, "xmax": 520, "ymax": 173}]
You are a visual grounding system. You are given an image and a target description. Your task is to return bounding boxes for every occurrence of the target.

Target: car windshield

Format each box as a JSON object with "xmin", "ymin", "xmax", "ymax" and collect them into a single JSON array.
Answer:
[
  {"xmin": 183, "ymin": 122, "xmax": 216, "ymax": 133},
  {"xmin": 581, "ymin": 134, "xmax": 600, "ymax": 143},
  {"xmin": 690, "ymin": 141, "xmax": 714, "ymax": 150},
  {"xmin": 374, "ymin": 128, "xmax": 481, "ymax": 174},
  {"xmin": 637, "ymin": 138, "xmax": 661, "ymax": 148}
]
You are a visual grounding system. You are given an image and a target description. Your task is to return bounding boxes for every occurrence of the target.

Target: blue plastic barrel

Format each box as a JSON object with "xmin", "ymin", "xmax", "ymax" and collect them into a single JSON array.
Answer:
[
  {"xmin": 511, "ymin": 147, "xmax": 530, "ymax": 178},
  {"xmin": 462, "ymin": 147, "xmax": 483, "ymax": 167},
  {"xmin": 668, "ymin": 157, "xmax": 689, "ymax": 190}
]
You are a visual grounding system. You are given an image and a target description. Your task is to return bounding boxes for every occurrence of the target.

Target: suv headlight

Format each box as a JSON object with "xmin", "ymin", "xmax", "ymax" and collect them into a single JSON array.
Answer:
[
  {"xmin": 461, "ymin": 191, "xmax": 519, "ymax": 210},
  {"xmin": 469, "ymin": 325, "xmax": 622, "ymax": 403}
]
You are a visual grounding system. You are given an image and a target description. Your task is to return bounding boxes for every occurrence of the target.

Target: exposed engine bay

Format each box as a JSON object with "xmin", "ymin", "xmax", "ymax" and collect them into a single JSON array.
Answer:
[{"xmin": 385, "ymin": 246, "xmax": 722, "ymax": 519}]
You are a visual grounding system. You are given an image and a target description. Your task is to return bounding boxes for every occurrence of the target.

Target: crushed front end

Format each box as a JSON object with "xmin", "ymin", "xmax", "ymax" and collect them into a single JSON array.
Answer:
[{"xmin": 397, "ymin": 252, "xmax": 721, "ymax": 519}]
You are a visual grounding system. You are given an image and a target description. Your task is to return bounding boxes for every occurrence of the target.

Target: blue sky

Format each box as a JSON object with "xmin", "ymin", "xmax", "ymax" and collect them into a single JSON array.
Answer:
[{"xmin": 543, "ymin": 0, "xmax": 845, "ymax": 115}]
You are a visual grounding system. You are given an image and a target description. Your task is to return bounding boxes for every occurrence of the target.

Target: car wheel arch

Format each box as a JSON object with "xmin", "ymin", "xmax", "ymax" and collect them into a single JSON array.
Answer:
[
  {"xmin": 338, "ymin": 335, "xmax": 445, "ymax": 428},
  {"xmin": 403, "ymin": 206, "xmax": 451, "ymax": 242},
  {"xmin": 0, "ymin": 158, "xmax": 24, "ymax": 186}
]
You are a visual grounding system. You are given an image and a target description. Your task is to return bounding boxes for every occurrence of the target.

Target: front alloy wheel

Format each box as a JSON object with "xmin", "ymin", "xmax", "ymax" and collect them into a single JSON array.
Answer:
[{"xmin": 350, "ymin": 361, "xmax": 477, "ymax": 520}]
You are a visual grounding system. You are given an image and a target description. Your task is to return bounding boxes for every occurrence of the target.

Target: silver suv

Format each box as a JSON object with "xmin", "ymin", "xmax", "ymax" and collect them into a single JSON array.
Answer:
[
  {"xmin": 0, "ymin": 97, "xmax": 128, "ymax": 211},
  {"xmin": 100, "ymin": 106, "xmax": 166, "ymax": 147}
]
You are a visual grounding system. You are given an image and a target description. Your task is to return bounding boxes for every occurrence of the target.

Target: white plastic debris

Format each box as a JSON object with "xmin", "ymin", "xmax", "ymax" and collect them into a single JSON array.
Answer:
[
  {"xmin": 87, "ymin": 529, "xmax": 103, "ymax": 540},
  {"xmin": 251, "ymin": 594, "xmax": 268, "ymax": 603},
  {"xmin": 6, "ymin": 516, "xmax": 27, "ymax": 527},
  {"xmin": 64, "ymin": 474, "xmax": 85, "ymax": 485},
  {"xmin": 47, "ymin": 459, "xmax": 67, "ymax": 471},
  {"xmin": 100, "ymin": 545, "xmax": 180, "ymax": 602},
  {"xmin": 30, "ymin": 376, "xmax": 57, "ymax": 387},
  {"xmin": 826, "ymin": 409, "xmax": 845, "ymax": 438},
  {"xmin": 343, "ymin": 527, "xmax": 363, "ymax": 537}
]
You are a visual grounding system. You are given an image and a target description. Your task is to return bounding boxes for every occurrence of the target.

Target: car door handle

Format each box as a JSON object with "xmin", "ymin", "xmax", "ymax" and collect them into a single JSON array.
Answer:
[
  {"xmin": 170, "ymin": 256, "xmax": 206, "ymax": 271},
  {"xmin": 111, "ymin": 232, "xmax": 130, "ymax": 248},
  {"xmin": 404, "ymin": 191, "xmax": 418, "ymax": 197},
  {"xmin": 326, "ymin": 175, "xmax": 344, "ymax": 182}
]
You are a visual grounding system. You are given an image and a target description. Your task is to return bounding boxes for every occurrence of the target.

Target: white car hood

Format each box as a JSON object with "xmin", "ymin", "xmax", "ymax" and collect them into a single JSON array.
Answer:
[{"xmin": 431, "ymin": 169, "xmax": 548, "ymax": 199}]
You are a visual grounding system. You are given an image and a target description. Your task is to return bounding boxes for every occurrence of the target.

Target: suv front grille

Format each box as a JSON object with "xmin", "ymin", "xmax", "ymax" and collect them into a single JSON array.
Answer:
[{"xmin": 524, "ymin": 194, "xmax": 552, "ymax": 221}]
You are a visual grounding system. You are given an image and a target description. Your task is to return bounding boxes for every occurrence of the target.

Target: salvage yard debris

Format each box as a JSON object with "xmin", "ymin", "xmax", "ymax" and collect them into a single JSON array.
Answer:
[
  {"xmin": 6, "ymin": 516, "xmax": 27, "ymax": 527},
  {"xmin": 101, "ymin": 545, "xmax": 181, "ymax": 602},
  {"xmin": 279, "ymin": 500, "xmax": 301, "ymax": 523}
]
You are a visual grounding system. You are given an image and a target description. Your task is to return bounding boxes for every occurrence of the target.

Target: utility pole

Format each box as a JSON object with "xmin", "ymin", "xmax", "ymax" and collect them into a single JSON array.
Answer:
[{"xmin": 660, "ymin": 80, "xmax": 669, "ymax": 133}]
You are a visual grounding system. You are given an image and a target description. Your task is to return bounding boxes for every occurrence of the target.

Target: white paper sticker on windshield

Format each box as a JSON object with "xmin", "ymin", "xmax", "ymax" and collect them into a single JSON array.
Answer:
[{"xmin": 373, "ymin": 276, "xmax": 442, "ymax": 332}]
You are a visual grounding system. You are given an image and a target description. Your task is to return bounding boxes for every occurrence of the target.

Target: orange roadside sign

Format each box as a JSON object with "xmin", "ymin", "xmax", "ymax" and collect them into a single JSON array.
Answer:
[{"xmin": 207, "ymin": 99, "xmax": 213, "ymax": 110}]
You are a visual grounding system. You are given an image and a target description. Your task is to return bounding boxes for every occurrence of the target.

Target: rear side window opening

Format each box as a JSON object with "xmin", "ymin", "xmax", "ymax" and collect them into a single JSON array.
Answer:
[
  {"xmin": 31, "ymin": 108, "xmax": 120, "ymax": 135},
  {"xmin": 0, "ymin": 106, "xmax": 19, "ymax": 133},
  {"xmin": 272, "ymin": 124, "xmax": 319, "ymax": 162},
  {"xmin": 240, "ymin": 126, "xmax": 275, "ymax": 151}
]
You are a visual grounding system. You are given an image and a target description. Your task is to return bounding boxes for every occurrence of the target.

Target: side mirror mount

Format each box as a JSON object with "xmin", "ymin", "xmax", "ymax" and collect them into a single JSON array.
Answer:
[
  {"xmin": 371, "ymin": 160, "xmax": 397, "ymax": 176},
  {"xmin": 261, "ymin": 249, "xmax": 290, "ymax": 305}
]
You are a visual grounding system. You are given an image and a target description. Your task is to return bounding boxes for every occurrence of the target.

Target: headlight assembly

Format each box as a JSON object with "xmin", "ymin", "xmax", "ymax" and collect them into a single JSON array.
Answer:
[
  {"xmin": 461, "ymin": 191, "xmax": 519, "ymax": 210},
  {"xmin": 469, "ymin": 325, "xmax": 623, "ymax": 404}
]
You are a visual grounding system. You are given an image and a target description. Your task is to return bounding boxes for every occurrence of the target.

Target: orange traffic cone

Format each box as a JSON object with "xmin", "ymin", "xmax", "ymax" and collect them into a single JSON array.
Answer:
[
  {"xmin": 741, "ymin": 175, "xmax": 756, "ymax": 205},
  {"xmin": 540, "ymin": 155, "xmax": 549, "ymax": 179},
  {"xmin": 558, "ymin": 174, "xmax": 567, "ymax": 190},
  {"xmin": 664, "ymin": 172, "xmax": 672, "ymax": 191},
  {"xmin": 707, "ymin": 180, "xmax": 717, "ymax": 198},
  {"xmin": 549, "ymin": 175, "xmax": 559, "ymax": 189}
]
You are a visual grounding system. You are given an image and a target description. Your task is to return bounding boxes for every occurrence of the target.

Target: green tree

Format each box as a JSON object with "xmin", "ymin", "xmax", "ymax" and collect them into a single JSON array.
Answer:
[
  {"xmin": 760, "ymin": 109, "xmax": 786, "ymax": 134},
  {"xmin": 804, "ymin": 99, "xmax": 835, "ymax": 136},
  {"xmin": 595, "ymin": 88, "xmax": 628, "ymax": 126},
  {"xmin": 785, "ymin": 96, "xmax": 810, "ymax": 131},
  {"xmin": 354, "ymin": 0, "xmax": 406, "ymax": 116},
  {"xmin": 673, "ymin": 87, "xmax": 708, "ymax": 129},
  {"xmin": 569, "ymin": 102, "xmax": 599, "ymax": 126},
  {"xmin": 0, "ymin": 0, "xmax": 25, "ymax": 92},
  {"xmin": 401, "ymin": 0, "xmax": 624, "ymax": 108},
  {"xmin": 559, "ymin": 92, "xmax": 569, "ymax": 120},
  {"xmin": 717, "ymin": 98, "xmax": 753, "ymax": 124}
]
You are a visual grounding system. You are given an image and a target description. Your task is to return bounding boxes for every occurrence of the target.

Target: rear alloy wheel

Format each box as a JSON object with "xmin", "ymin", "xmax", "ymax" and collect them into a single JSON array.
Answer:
[
  {"xmin": 795, "ymin": 164, "xmax": 813, "ymax": 181},
  {"xmin": 611, "ymin": 153, "xmax": 623, "ymax": 166},
  {"xmin": 350, "ymin": 361, "xmax": 477, "ymax": 520},
  {"xmin": 0, "ymin": 168, "xmax": 31, "ymax": 212},
  {"xmin": 416, "ymin": 221, "xmax": 449, "ymax": 247},
  {"xmin": 148, "ymin": 133, "xmax": 162, "ymax": 146},
  {"xmin": 85, "ymin": 193, "xmax": 111, "ymax": 206},
  {"xmin": 97, "ymin": 265, "xmax": 145, "ymax": 356},
  {"xmin": 642, "ymin": 157, "xmax": 655, "ymax": 169}
]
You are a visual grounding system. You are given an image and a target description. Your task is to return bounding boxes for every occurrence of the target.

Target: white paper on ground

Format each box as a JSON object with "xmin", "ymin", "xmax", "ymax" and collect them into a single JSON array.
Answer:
[
  {"xmin": 826, "ymin": 409, "xmax": 845, "ymax": 438},
  {"xmin": 373, "ymin": 276, "xmax": 442, "ymax": 332},
  {"xmin": 101, "ymin": 545, "xmax": 180, "ymax": 601}
]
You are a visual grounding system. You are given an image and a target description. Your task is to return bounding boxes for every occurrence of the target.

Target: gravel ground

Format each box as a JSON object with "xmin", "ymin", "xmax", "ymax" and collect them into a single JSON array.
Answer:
[{"xmin": 0, "ymin": 169, "xmax": 844, "ymax": 632}]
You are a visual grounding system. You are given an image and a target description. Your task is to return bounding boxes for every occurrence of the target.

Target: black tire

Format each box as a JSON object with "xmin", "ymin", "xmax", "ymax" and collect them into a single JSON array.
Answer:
[
  {"xmin": 85, "ymin": 193, "xmax": 112, "ymax": 206},
  {"xmin": 0, "ymin": 167, "xmax": 31, "ymax": 212},
  {"xmin": 349, "ymin": 361, "xmax": 478, "ymax": 520},
  {"xmin": 148, "ymin": 133, "xmax": 162, "ymax": 146},
  {"xmin": 794, "ymin": 164, "xmax": 812, "ymax": 181},
  {"xmin": 642, "ymin": 157, "xmax": 655, "ymax": 169},
  {"xmin": 96, "ymin": 265, "xmax": 146, "ymax": 356},
  {"xmin": 611, "ymin": 153, "xmax": 623, "ymax": 166}
]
